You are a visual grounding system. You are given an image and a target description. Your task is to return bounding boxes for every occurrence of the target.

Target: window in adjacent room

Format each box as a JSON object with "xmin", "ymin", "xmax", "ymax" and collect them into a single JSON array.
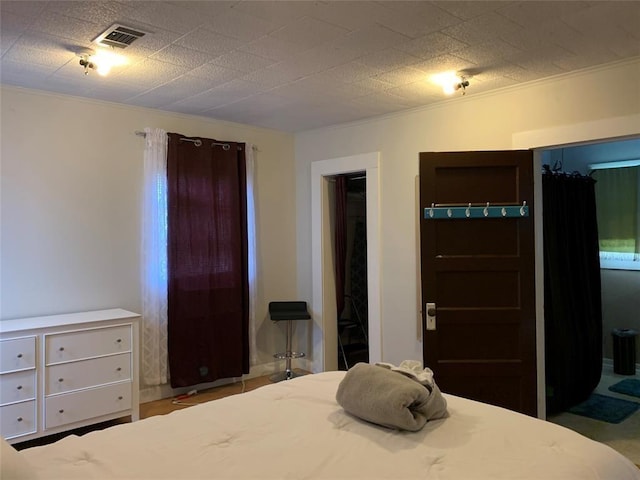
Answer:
[{"xmin": 591, "ymin": 160, "xmax": 640, "ymax": 270}]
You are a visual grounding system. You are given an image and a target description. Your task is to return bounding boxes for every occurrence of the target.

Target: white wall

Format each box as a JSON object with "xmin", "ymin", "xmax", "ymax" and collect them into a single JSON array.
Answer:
[
  {"xmin": 601, "ymin": 269, "xmax": 640, "ymax": 362},
  {"xmin": 295, "ymin": 58, "xmax": 640, "ymax": 366},
  {"xmin": 0, "ymin": 86, "xmax": 297, "ymax": 375}
]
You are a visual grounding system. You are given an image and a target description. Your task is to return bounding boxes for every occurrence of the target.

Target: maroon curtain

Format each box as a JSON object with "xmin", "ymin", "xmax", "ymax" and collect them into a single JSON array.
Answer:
[
  {"xmin": 335, "ymin": 176, "xmax": 347, "ymax": 318},
  {"xmin": 167, "ymin": 133, "xmax": 249, "ymax": 388}
]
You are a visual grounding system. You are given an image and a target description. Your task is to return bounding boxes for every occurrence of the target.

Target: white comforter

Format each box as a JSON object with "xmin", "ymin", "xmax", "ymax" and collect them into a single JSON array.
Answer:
[{"xmin": 22, "ymin": 371, "xmax": 640, "ymax": 479}]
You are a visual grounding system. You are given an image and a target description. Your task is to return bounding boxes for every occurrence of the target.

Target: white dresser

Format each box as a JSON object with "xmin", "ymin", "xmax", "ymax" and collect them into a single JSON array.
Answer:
[{"xmin": 0, "ymin": 309, "xmax": 140, "ymax": 444}]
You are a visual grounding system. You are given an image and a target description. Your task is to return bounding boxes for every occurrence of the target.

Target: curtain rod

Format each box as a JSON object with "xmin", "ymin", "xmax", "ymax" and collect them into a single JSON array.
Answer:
[{"xmin": 135, "ymin": 131, "xmax": 257, "ymax": 151}]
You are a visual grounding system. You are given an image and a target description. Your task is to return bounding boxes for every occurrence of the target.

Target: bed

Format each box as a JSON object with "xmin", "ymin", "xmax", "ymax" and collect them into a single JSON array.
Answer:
[{"xmin": 6, "ymin": 371, "xmax": 640, "ymax": 479}]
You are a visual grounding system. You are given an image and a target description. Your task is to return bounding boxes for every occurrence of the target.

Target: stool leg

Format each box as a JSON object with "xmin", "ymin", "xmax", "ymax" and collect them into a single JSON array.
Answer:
[
  {"xmin": 270, "ymin": 318, "xmax": 306, "ymax": 383},
  {"xmin": 285, "ymin": 320, "xmax": 293, "ymax": 379}
]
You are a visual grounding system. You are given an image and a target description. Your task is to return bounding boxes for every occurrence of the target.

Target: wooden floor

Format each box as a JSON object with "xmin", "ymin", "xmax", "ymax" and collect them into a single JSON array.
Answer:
[{"xmin": 140, "ymin": 373, "xmax": 278, "ymax": 418}]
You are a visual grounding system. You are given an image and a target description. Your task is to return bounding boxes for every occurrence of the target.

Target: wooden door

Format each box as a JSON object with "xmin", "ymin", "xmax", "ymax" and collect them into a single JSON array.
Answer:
[{"xmin": 419, "ymin": 151, "xmax": 536, "ymax": 416}]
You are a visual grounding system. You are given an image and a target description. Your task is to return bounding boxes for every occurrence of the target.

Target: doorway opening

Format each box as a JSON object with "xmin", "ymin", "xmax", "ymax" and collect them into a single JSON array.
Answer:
[
  {"xmin": 542, "ymin": 137, "xmax": 640, "ymax": 378},
  {"xmin": 541, "ymin": 137, "xmax": 640, "ymax": 463},
  {"xmin": 310, "ymin": 152, "xmax": 380, "ymax": 373},
  {"xmin": 336, "ymin": 173, "xmax": 369, "ymax": 370}
]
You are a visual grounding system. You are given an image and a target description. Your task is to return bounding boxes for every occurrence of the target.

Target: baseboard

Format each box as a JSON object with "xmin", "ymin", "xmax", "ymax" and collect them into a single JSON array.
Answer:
[{"xmin": 139, "ymin": 360, "xmax": 292, "ymax": 404}]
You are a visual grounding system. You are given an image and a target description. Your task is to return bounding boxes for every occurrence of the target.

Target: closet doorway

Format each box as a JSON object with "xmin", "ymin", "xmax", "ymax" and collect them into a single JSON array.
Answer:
[
  {"xmin": 310, "ymin": 152, "xmax": 381, "ymax": 374},
  {"xmin": 336, "ymin": 173, "xmax": 369, "ymax": 370}
]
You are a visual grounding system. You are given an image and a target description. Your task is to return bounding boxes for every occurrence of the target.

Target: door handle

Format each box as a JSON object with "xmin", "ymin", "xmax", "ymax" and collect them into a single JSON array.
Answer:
[{"xmin": 425, "ymin": 302, "xmax": 436, "ymax": 331}]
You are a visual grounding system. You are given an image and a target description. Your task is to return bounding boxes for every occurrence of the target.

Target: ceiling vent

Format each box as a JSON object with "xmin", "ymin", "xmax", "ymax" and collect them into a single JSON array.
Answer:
[{"xmin": 93, "ymin": 24, "xmax": 149, "ymax": 49}]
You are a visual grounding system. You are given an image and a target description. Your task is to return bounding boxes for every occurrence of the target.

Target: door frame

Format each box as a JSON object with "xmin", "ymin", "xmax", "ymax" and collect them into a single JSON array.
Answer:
[
  {"xmin": 311, "ymin": 152, "xmax": 381, "ymax": 372},
  {"xmin": 513, "ymin": 113, "xmax": 640, "ymax": 419}
]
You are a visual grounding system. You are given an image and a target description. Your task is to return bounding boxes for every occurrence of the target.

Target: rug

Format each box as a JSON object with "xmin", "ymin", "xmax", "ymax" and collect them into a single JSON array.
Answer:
[
  {"xmin": 568, "ymin": 393, "xmax": 640, "ymax": 424},
  {"xmin": 608, "ymin": 378, "xmax": 640, "ymax": 398}
]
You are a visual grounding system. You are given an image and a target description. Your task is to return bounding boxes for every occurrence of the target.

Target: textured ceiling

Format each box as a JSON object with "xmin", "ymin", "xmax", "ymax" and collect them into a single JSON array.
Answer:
[{"xmin": 1, "ymin": 1, "xmax": 639, "ymax": 132}]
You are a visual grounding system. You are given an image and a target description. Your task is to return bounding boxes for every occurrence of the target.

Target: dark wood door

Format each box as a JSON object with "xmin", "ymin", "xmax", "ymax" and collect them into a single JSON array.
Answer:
[{"xmin": 419, "ymin": 151, "xmax": 536, "ymax": 416}]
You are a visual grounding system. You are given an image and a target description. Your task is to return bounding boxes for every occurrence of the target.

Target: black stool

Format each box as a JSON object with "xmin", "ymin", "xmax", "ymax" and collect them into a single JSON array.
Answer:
[{"xmin": 269, "ymin": 301, "xmax": 311, "ymax": 382}]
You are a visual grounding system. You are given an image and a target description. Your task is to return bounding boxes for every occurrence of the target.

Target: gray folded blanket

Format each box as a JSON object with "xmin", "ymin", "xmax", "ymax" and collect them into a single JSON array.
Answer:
[{"xmin": 336, "ymin": 362, "xmax": 448, "ymax": 431}]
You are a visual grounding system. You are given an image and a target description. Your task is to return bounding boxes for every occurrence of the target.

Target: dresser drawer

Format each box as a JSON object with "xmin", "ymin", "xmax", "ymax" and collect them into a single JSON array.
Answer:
[
  {"xmin": 0, "ymin": 337, "xmax": 36, "ymax": 373},
  {"xmin": 1, "ymin": 370, "xmax": 36, "ymax": 405},
  {"xmin": 46, "ymin": 353, "xmax": 132, "ymax": 395},
  {"xmin": 45, "ymin": 324, "xmax": 132, "ymax": 364},
  {"xmin": 45, "ymin": 382, "xmax": 132, "ymax": 429},
  {"xmin": 0, "ymin": 400, "xmax": 37, "ymax": 439}
]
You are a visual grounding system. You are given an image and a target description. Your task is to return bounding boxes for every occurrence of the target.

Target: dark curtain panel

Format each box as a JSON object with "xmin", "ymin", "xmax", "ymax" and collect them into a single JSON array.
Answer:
[
  {"xmin": 335, "ymin": 176, "xmax": 347, "ymax": 318},
  {"xmin": 543, "ymin": 170, "xmax": 602, "ymax": 414},
  {"xmin": 167, "ymin": 134, "xmax": 249, "ymax": 388}
]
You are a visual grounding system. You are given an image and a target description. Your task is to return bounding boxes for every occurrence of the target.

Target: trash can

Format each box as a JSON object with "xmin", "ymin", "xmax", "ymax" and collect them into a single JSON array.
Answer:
[{"xmin": 612, "ymin": 328, "xmax": 638, "ymax": 375}]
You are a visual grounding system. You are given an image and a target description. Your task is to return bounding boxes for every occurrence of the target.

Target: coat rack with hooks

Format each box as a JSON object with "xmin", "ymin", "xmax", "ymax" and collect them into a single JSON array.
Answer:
[{"xmin": 423, "ymin": 202, "xmax": 529, "ymax": 220}]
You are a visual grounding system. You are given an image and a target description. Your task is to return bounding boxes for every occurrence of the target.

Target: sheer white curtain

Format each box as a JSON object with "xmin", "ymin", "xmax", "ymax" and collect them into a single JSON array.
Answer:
[
  {"xmin": 141, "ymin": 127, "xmax": 168, "ymax": 386},
  {"xmin": 245, "ymin": 144, "xmax": 259, "ymax": 366}
]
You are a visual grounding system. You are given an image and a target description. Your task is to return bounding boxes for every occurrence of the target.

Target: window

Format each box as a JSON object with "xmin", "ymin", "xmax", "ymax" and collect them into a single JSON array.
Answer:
[{"xmin": 591, "ymin": 160, "xmax": 640, "ymax": 270}]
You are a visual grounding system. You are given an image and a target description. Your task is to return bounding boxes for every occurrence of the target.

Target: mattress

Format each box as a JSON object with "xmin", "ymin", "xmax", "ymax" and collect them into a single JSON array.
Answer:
[{"xmin": 19, "ymin": 371, "xmax": 640, "ymax": 479}]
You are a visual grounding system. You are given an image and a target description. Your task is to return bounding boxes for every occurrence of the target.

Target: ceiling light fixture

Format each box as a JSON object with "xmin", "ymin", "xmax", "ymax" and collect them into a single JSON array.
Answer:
[
  {"xmin": 431, "ymin": 71, "xmax": 471, "ymax": 96},
  {"xmin": 77, "ymin": 48, "xmax": 126, "ymax": 76},
  {"xmin": 450, "ymin": 76, "xmax": 469, "ymax": 95}
]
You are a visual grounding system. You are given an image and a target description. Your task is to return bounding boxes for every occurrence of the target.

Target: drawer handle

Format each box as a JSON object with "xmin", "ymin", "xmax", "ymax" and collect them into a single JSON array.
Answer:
[
  {"xmin": 16, "ymin": 385, "xmax": 23, "ymax": 390},
  {"xmin": 58, "ymin": 378, "xmax": 64, "ymax": 383},
  {"xmin": 116, "ymin": 338, "xmax": 122, "ymax": 343},
  {"xmin": 116, "ymin": 367, "xmax": 122, "ymax": 372},
  {"xmin": 17, "ymin": 417, "xmax": 23, "ymax": 422},
  {"xmin": 59, "ymin": 409, "xmax": 64, "ymax": 414},
  {"xmin": 59, "ymin": 347, "xmax": 65, "ymax": 352},
  {"xmin": 118, "ymin": 396, "xmax": 123, "ymax": 400},
  {"xmin": 17, "ymin": 353, "xmax": 23, "ymax": 359}
]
